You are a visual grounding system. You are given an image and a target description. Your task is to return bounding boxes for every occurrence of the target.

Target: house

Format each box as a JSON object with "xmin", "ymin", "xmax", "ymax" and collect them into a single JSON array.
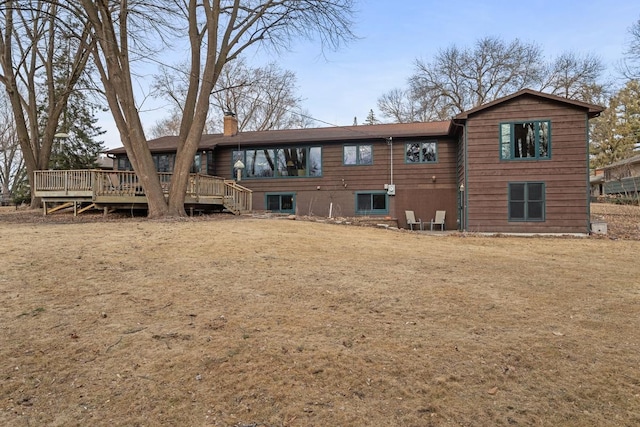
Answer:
[
  {"xmin": 597, "ymin": 154, "xmax": 640, "ymax": 198},
  {"xmin": 106, "ymin": 89, "xmax": 604, "ymax": 233},
  {"xmin": 590, "ymin": 170, "xmax": 605, "ymax": 198}
]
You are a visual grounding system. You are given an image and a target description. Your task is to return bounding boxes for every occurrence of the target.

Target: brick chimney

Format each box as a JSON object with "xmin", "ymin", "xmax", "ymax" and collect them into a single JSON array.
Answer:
[{"xmin": 223, "ymin": 111, "xmax": 238, "ymax": 136}]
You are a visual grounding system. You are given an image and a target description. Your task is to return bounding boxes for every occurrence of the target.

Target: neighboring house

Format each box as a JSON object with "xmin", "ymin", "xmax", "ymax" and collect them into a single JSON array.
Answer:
[
  {"xmin": 598, "ymin": 154, "xmax": 640, "ymax": 198},
  {"xmin": 107, "ymin": 89, "xmax": 604, "ymax": 233},
  {"xmin": 95, "ymin": 153, "xmax": 114, "ymax": 170},
  {"xmin": 590, "ymin": 170, "xmax": 605, "ymax": 198}
]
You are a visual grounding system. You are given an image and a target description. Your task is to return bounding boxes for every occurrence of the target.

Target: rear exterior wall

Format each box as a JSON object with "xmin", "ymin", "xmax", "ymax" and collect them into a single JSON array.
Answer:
[
  {"xmin": 213, "ymin": 137, "xmax": 459, "ymax": 229},
  {"xmin": 463, "ymin": 97, "xmax": 590, "ymax": 233}
]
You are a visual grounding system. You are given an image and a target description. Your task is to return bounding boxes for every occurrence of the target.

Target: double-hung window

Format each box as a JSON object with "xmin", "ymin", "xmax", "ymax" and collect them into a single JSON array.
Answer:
[
  {"xmin": 343, "ymin": 144, "xmax": 373, "ymax": 165},
  {"xmin": 508, "ymin": 182, "xmax": 545, "ymax": 221},
  {"xmin": 500, "ymin": 121, "xmax": 550, "ymax": 160}
]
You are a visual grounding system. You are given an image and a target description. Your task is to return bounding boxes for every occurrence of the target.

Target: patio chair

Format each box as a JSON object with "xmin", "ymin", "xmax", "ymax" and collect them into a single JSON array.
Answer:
[
  {"xmin": 430, "ymin": 210, "xmax": 446, "ymax": 231},
  {"xmin": 106, "ymin": 173, "xmax": 121, "ymax": 192},
  {"xmin": 405, "ymin": 210, "xmax": 423, "ymax": 230}
]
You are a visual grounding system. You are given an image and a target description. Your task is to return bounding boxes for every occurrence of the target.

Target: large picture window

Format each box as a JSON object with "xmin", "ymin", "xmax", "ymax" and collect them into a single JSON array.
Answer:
[
  {"xmin": 355, "ymin": 192, "xmax": 388, "ymax": 215},
  {"xmin": 343, "ymin": 144, "xmax": 373, "ymax": 165},
  {"xmin": 509, "ymin": 182, "xmax": 545, "ymax": 221},
  {"xmin": 233, "ymin": 146, "xmax": 322, "ymax": 179},
  {"xmin": 405, "ymin": 141, "xmax": 437, "ymax": 163},
  {"xmin": 246, "ymin": 148, "xmax": 276, "ymax": 178},
  {"xmin": 500, "ymin": 121, "xmax": 550, "ymax": 160}
]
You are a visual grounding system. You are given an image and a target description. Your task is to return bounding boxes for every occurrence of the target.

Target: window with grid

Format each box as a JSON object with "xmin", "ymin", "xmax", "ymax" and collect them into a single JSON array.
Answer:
[{"xmin": 508, "ymin": 182, "xmax": 545, "ymax": 221}]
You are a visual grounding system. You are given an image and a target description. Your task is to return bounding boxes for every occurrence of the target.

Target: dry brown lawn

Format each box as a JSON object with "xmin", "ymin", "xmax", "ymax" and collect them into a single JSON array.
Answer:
[{"xmin": 1, "ymin": 204, "xmax": 639, "ymax": 426}]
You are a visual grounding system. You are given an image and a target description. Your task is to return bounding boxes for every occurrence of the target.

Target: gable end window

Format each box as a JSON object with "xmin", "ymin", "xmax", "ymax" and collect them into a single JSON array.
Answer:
[
  {"xmin": 509, "ymin": 182, "xmax": 545, "ymax": 222},
  {"xmin": 405, "ymin": 141, "xmax": 437, "ymax": 163},
  {"xmin": 500, "ymin": 121, "xmax": 550, "ymax": 160},
  {"xmin": 343, "ymin": 144, "xmax": 373, "ymax": 165}
]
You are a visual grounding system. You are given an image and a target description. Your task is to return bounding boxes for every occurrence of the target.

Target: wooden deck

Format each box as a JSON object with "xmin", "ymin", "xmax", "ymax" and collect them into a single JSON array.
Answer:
[{"xmin": 33, "ymin": 170, "xmax": 252, "ymax": 215}]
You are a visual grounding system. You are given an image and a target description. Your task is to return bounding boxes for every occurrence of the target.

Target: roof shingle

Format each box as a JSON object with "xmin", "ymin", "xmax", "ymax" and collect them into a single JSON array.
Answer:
[{"xmin": 107, "ymin": 121, "xmax": 453, "ymax": 154}]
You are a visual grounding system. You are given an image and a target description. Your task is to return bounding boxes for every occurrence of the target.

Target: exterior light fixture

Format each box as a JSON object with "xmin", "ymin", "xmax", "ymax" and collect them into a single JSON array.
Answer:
[{"xmin": 233, "ymin": 159, "xmax": 245, "ymax": 181}]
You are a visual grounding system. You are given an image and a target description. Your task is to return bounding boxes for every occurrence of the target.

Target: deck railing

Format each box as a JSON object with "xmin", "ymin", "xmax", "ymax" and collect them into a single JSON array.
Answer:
[
  {"xmin": 188, "ymin": 174, "xmax": 226, "ymax": 197},
  {"xmin": 33, "ymin": 169, "xmax": 252, "ymax": 213},
  {"xmin": 224, "ymin": 180, "xmax": 253, "ymax": 213},
  {"xmin": 34, "ymin": 170, "xmax": 95, "ymax": 193},
  {"xmin": 94, "ymin": 170, "xmax": 145, "ymax": 196}
]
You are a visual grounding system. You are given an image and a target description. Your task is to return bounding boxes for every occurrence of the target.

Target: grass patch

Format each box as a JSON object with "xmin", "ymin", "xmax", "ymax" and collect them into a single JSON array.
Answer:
[{"xmin": 1, "ymin": 207, "xmax": 639, "ymax": 426}]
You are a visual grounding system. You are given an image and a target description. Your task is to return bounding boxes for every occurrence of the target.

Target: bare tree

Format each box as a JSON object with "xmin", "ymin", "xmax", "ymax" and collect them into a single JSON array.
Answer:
[
  {"xmin": 408, "ymin": 37, "xmax": 546, "ymax": 118},
  {"xmin": 377, "ymin": 87, "xmax": 435, "ymax": 123},
  {"xmin": 81, "ymin": 0, "xmax": 355, "ymax": 218},
  {"xmin": 541, "ymin": 52, "xmax": 608, "ymax": 105},
  {"xmin": 0, "ymin": 1, "xmax": 93, "ymax": 208},
  {"xmin": 621, "ymin": 16, "xmax": 640, "ymax": 79},
  {"xmin": 379, "ymin": 36, "xmax": 607, "ymax": 122},
  {"xmin": 149, "ymin": 111, "xmax": 184, "ymax": 138},
  {"xmin": 0, "ymin": 94, "xmax": 24, "ymax": 204},
  {"xmin": 153, "ymin": 57, "xmax": 311, "ymax": 135},
  {"xmin": 209, "ymin": 58, "xmax": 310, "ymax": 131}
]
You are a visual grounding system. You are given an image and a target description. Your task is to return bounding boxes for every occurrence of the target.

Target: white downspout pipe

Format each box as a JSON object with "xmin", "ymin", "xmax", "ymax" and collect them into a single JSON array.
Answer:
[{"xmin": 387, "ymin": 137, "xmax": 393, "ymax": 185}]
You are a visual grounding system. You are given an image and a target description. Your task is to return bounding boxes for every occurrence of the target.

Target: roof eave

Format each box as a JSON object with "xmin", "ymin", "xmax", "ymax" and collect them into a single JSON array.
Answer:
[{"xmin": 454, "ymin": 88, "xmax": 605, "ymax": 120}]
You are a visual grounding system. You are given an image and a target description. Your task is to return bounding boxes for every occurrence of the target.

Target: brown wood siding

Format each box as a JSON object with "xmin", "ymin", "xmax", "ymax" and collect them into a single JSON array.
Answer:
[
  {"xmin": 213, "ymin": 137, "xmax": 459, "ymax": 229},
  {"xmin": 464, "ymin": 96, "xmax": 590, "ymax": 233}
]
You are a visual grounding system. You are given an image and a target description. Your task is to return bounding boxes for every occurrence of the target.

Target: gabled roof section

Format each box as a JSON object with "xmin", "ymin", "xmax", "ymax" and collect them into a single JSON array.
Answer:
[
  {"xmin": 107, "ymin": 121, "xmax": 453, "ymax": 154},
  {"xmin": 602, "ymin": 153, "xmax": 640, "ymax": 170},
  {"xmin": 454, "ymin": 88, "xmax": 605, "ymax": 120}
]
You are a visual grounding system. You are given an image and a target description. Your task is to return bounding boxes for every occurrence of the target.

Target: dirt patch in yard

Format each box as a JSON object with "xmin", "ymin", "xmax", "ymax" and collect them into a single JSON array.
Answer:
[{"xmin": 1, "ymin": 204, "xmax": 639, "ymax": 426}]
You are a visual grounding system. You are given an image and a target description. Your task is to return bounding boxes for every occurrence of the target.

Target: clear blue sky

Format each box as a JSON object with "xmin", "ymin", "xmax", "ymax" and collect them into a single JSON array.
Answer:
[{"xmin": 99, "ymin": 0, "xmax": 640, "ymax": 148}]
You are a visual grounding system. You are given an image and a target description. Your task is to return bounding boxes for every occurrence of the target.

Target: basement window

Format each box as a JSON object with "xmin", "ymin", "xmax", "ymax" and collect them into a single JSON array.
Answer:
[
  {"xmin": 266, "ymin": 193, "xmax": 295, "ymax": 213},
  {"xmin": 355, "ymin": 192, "xmax": 388, "ymax": 215}
]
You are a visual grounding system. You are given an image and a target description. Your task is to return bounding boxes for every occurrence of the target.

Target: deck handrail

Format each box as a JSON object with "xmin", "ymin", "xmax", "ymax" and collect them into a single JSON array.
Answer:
[
  {"xmin": 34, "ymin": 170, "xmax": 252, "ymax": 213},
  {"xmin": 224, "ymin": 180, "xmax": 253, "ymax": 213},
  {"xmin": 34, "ymin": 170, "xmax": 95, "ymax": 193},
  {"xmin": 94, "ymin": 170, "xmax": 145, "ymax": 196}
]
